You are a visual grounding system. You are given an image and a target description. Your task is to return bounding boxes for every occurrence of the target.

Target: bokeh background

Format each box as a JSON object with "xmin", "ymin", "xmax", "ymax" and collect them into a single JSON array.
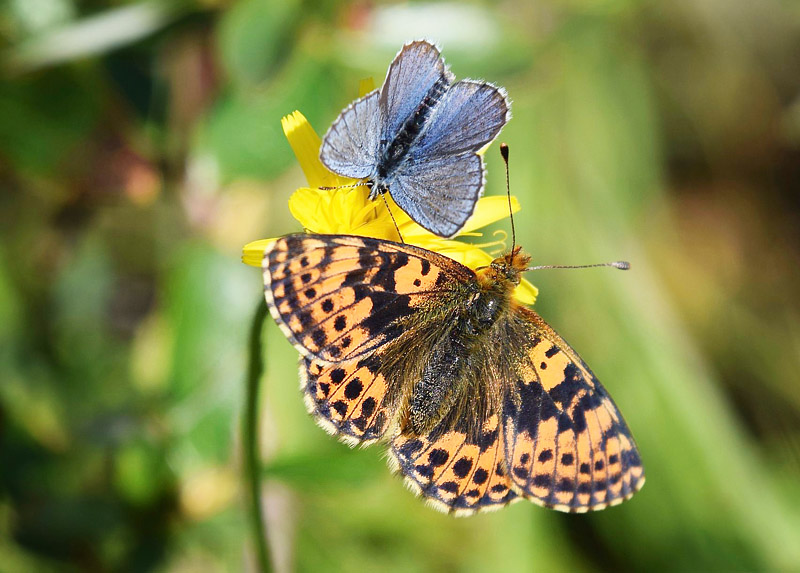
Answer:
[{"xmin": 2, "ymin": 0, "xmax": 800, "ymax": 571}]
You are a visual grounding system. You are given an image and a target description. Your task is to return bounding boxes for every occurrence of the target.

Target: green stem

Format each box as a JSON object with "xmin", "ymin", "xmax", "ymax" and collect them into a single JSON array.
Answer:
[{"xmin": 244, "ymin": 298, "xmax": 271, "ymax": 572}]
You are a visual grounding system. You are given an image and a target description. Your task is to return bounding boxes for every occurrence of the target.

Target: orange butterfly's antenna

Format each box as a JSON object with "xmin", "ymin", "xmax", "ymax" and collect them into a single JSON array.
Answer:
[
  {"xmin": 527, "ymin": 261, "xmax": 631, "ymax": 271},
  {"xmin": 498, "ymin": 143, "xmax": 631, "ymax": 273},
  {"xmin": 500, "ymin": 143, "xmax": 516, "ymax": 253}
]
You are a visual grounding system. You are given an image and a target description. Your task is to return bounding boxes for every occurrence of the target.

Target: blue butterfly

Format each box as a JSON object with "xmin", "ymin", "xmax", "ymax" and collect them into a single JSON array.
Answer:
[{"xmin": 319, "ymin": 40, "xmax": 511, "ymax": 238}]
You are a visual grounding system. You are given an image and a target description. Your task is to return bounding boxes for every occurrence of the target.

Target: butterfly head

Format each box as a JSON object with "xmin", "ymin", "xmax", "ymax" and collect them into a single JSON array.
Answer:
[{"xmin": 479, "ymin": 246, "xmax": 531, "ymax": 289}]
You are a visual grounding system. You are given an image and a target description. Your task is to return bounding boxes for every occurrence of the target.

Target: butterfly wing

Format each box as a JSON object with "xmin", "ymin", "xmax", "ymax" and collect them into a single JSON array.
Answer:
[
  {"xmin": 262, "ymin": 234, "xmax": 473, "ymax": 363},
  {"xmin": 389, "ymin": 153, "xmax": 484, "ymax": 237},
  {"xmin": 319, "ymin": 41, "xmax": 449, "ymax": 180},
  {"xmin": 502, "ymin": 306, "xmax": 645, "ymax": 512},
  {"xmin": 301, "ymin": 353, "xmax": 399, "ymax": 446},
  {"xmin": 390, "ymin": 410, "xmax": 519, "ymax": 515},
  {"xmin": 379, "ymin": 40, "xmax": 452, "ymax": 145},
  {"xmin": 319, "ymin": 90, "xmax": 381, "ymax": 179},
  {"xmin": 388, "ymin": 81, "xmax": 510, "ymax": 237},
  {"xmin": 415, "ymin": 80, "xmax": 510, "ymax": 157}
]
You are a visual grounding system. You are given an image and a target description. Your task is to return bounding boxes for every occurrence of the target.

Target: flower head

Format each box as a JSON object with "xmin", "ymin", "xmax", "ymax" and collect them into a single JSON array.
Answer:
[{"xmin": 243, "ymin": 110, "xmax": 537, "ymax": 305}]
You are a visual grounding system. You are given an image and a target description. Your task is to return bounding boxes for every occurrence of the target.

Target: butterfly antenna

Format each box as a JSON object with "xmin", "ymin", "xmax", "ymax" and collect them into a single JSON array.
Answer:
[
  {"xmin": 527, "ymin": 261, "xmax": 631, "ymax": 271},
  {"xmin": 380, "ymin": 192, "xmax": 405, "ymax": 243},
  {"xmin": 318, "ymin": 182, "xmax": 367, "ymax": 191},
  {"xmin": 500, "ymin": 143, "xmax": 516, "ymax": 253}
]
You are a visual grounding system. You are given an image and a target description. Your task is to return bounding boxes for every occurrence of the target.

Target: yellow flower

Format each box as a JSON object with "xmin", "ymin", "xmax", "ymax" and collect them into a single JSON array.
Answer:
[{"xmin": 242, "ymin": 111, "xmax": 538, "ymax": 305}]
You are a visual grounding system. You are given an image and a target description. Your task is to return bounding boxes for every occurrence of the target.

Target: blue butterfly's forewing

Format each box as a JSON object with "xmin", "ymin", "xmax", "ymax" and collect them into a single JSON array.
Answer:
[
  {"xmin": 413, "ymin": 80, "xmax": 510, "ymax": 159},
  {"xmin": 319, "ymin": 90, "xmax": 381, "ymax": 179},
  {"xmin": 379, "ymin": 41, "xmax": 451, "ymax": 146},
  {"xmin": 387, "ymin": 81, "xmax": 510, "ymax": 237}
]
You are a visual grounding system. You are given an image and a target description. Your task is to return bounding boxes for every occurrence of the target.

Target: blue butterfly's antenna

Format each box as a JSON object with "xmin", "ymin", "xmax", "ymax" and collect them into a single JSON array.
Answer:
[
  {"xmin": 379, "ymin": 191, "xmax": 405, "ymax": 244},
  {"xmin": 318, "ymin": 182, "xmax": 366, "ymax": 191},
  {"xmin": 319, "ymin": 180, "xmax": 404, "ymax": 243},
  {"xmin": 500, "ymin": 143, "xmax": 516, "ymax": 253}
]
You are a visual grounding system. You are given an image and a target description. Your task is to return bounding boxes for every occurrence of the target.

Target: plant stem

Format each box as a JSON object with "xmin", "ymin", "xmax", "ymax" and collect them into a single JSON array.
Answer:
[{"xmin": 244, "ymin": 298, "xmax": 271, "ymax": 572}]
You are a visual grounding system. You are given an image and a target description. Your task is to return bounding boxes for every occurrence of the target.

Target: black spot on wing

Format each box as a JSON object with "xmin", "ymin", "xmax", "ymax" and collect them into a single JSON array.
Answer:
[
  {"xmin": 429, "ymin": 449, "xmax": 449, "ymax": 466},
  {"xmin": 452, "ymin": 457, "xmax": 473, "ymax": 479},
  {"xmin": 439, "ymin": 481, "xmax": 459, "ymax": 494},
  {"xmin": 415, "ymin": 464, "xmax": 434, "ymax": 479},
  {"xmin": 344, "ymin": 378, "xmax": 363, "ymax": 400},
  {"xmin": 361, "ymin": 397, "xmax": 376, "ymax": 418},
  {"xmin": 549, "ymin": 363, "xmax": 586, "ymax": 407},
  {"xmin": 545, "ymin": 345, "xmax": 560, "ymax": 358},
  {"xmin": 473, "ymin": 468, "xmax": 489, "ymax": 485},
  {"xmin": 311, "ymin": 328, "xmax": 327, "ymax": 348},
  {"xmin": 330, "ymin": 368, "xmax": 346, "ymax": 385},
  {"xmin": 532, "ymin": 474, "xmax": 553, "ymax": 489},
  {"xmin": 557, "ymin": 477, "xmax": 575, "ymax": 492}
]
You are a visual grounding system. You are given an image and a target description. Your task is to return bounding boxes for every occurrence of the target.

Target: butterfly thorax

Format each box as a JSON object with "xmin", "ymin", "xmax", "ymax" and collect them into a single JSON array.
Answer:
[{"xmin": 405, "ymin": 248, "xmax": 531, "ymax": 437}]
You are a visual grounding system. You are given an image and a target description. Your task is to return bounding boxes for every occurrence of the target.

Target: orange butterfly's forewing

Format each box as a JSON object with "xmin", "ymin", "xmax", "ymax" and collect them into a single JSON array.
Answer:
[{"xmin": 263, "ymin": 234, "xmax": 469, "ymax": 362}]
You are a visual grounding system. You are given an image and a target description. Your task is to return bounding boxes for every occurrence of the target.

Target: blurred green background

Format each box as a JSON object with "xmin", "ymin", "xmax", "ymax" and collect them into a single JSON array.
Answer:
[{"xmin": 2, "ymin": 0, "xmax": 800, "ymax": 571}]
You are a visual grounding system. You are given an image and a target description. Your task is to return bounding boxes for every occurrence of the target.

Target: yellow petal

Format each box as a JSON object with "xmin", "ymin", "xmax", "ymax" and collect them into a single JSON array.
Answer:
[
  {"xmin": 281, "ymin": 111, "xmax": 353, "ymax": 189},
  {"xmin": 459, "ymin": 195, "xmax": 521, "ymax": 235},
  {"xmin": 288, "ymin": 186, "xmax": 375, "ymax": 234},
  {"xmin": 514, "ymin": 279, "xmax": 539, "ymax": 305},
  {"xmin": 242, "ymin": 239, "xmax": 275, "ymax": 267}
]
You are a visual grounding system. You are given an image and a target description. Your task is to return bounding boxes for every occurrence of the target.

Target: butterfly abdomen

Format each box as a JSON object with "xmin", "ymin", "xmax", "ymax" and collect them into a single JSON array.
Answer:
[
  {"xmin": 407, "ymin": 330, "xmax": 469, "ymax": 435},
  {"xmin": 379, "ymin": 75, "xmax": 450, "ymax": 178}
]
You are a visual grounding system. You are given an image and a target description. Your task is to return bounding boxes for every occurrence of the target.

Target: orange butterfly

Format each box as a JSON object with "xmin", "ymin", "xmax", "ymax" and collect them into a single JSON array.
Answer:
[{"xmin": 262, "ymin": 234, "xmax": 644, "ymax": 514}]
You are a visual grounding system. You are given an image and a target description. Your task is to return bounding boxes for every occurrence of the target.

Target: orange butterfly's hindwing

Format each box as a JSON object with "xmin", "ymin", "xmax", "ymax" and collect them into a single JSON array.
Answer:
[
  {"xmin": 301, "ymin": 352, "xmax": 402, "ymax": 446},
  {"xmin": 391, "ymin": 410, "xmax": 519, "ymax": 515},
  {"xmin": 261, "ymin": 234, "xmax": 645, "ymax": 515}
]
